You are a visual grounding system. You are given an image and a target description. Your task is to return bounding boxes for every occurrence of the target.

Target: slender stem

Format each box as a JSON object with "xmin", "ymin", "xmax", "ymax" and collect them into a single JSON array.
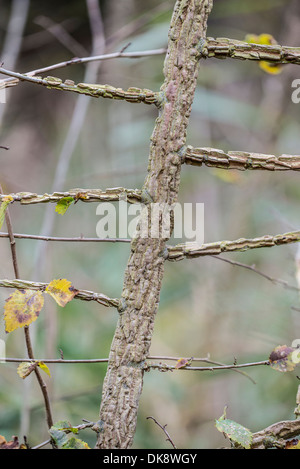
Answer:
[
  {"xmin": 0, "ymin": 356, "xmax": 269, "ymax": 371},
  {"xmin": 146, "ymin": 416, "xmax": 177, "ymax": 449},
  {"xmin": 212, "ymin": 255, "xmax": 300, "ymax": 292},
  {"xmin": 0, "ymin": 232, "xmax": 131, "ymax": 243},
  {"xmin": 0, "ymin": 184, "xmax": 54, "ymax": 430},
  {"xmin": 0, "ymin": 48, "xmax": 166, "ymax": 87},
  {"xmin": 24, "ymin": 327, "xmax": 53, "ymax": 429}
]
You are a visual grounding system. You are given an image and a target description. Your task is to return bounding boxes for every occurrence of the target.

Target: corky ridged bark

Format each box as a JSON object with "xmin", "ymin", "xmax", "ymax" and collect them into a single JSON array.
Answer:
[{"xmin": 96, "ymin": 0, "xmax": 213, "ymax": 449}]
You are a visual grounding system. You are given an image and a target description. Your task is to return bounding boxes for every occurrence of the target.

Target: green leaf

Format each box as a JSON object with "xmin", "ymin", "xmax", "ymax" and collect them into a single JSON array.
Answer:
[
  {"xmin": 55, "ymin": 197, "xmax": 74, "ymax": 215},
  {"xmin": 62, "ymin": 437, "xmax": 90, "ymax": 449},
  {"xmin": 215, "ymin": 409, "xmax": 253, "ymax": 449},
  {"xmin": 49, "ymin": 428, "xmax": 69, "ymax": 448}
]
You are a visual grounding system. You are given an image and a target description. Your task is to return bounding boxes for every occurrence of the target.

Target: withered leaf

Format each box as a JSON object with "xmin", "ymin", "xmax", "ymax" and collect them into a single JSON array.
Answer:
[
  {"xmin": 268, "ymin": 345, "xmax": 296, "ymax": 372},
  {"xmin": 45, "ymin": 278, "xmax": 78, "ymax": 307},
  {"xmin": 4, "ymin": 289, "xmax": 44, "ymax": 333}
]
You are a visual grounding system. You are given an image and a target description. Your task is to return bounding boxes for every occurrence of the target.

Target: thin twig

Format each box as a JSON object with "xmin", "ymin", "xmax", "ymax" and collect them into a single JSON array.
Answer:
[
  {"xmin": 0, "ymin": 0, "xmax": 30, "ymax": 126},
  {"xmin": 146, "ymin": 360, "xmax": 268, "ymax": 372},
  {"xmin": 0, "ymin": 48, "xmax": 166, "ymax": 88},
  {"xmin": 146, "ymin": 416, "xmax": 177, "ymax": 449},
  {"xmin": 0, "ymin": 232, "xmax": 131, "ymax": 243},
  {"xmin": 34, "ymin": 15, "xmax": 88, "ymax": 57},
  {"xmin": 0, "ymin": 356, "xmax": 269, "ymax": 371},
  {"xmin": 212, "ymin": 255, "xmax": 300, "ymax": 292}
]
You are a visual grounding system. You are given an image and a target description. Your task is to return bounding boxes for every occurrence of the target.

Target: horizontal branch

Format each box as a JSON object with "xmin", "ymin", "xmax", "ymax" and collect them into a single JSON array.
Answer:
[
  {"xmin": 0, "ymin": 355, "xmax": 268, "ymax": 371},
  {"xmin": 145, "ymin": 360, "xmax": 268, "ymax": 372},
  {"xmin": 167, "ymin": 230, "xmax": 300, "ymax": 261},
  {"xmin": 0, "ymin": 278, "xmax": 119, "ymax": 308},
  {"xmin": 0, "ymin": 66, "xmax": 160, "ymax": 105},
  {"xmin": 1, "ymin": 229, "xmax": 300, "ymax": 262},
  {"xmin": 204, "ymin": 37, "xmax": 300, "ymax": 65},
  {"xmin": 0, "ymin": 187, "xmax": 142, "ymax": 205},
  {"xmin": 0, "ymin": 232, "xmax": 131, "ymax": 243},
  {"xmin": 184, "ymin": 146, "xmax": 300, "ymax": 171}
]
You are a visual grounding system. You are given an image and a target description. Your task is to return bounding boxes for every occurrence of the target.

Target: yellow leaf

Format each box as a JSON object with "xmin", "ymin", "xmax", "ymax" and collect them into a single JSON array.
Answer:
[
  {"xmin": 0, "ymin": 195, "xmax": 13, "ymax": 230},
  {"xmin": 4, "ymin": 289, "xmax": 44, "ymax": 333},
  {"xmin": 38, "ymin": 361, "xmax": 51, "ymax": 377},
  {"xmin": 245, "ymin": 33, "xmax": 282, "ymax": 75},
  {"xmin": 259, "ymin": 61, "xmax": 282, "ymax": 75},
  {"xmin": 45, "ymin": 278, "xmax": 78, "ymax": 307},
  {"xmin": 17, "ymin": 361, "xmax": 38, "ymax": 379}
]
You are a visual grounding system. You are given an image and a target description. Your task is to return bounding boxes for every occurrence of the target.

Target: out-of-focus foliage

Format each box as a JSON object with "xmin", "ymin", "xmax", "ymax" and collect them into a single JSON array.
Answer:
[{"xmin": 0, "ymin": 0, "xmax": 300, "ymax": 449}]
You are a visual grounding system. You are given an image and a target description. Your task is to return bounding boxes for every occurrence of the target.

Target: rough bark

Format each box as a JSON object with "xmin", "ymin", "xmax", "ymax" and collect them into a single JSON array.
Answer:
[{"xmin": 96, "ymin": 0, "xmax": 213, "ymax": 449}]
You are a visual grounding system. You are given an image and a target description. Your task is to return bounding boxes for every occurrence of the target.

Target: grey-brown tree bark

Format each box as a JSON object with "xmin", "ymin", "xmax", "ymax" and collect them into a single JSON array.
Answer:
[{"xmin": 96, "ymin": 0, "xmax": 213, "ymax": 449}]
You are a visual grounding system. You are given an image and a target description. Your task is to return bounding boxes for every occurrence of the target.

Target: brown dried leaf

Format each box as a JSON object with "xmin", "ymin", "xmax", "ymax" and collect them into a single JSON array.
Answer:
[
  {"xmin": 269, "ymin": 345, "xmax": 296, "ymax": 372},
  {"xmin": 175, "ymin": 357, "xmax": 192, "ymax": 369},
  {"xmin": 17, "ymin": 362, "xmax": 38, "ymax": 379},
  {"xmin": 0, "ymin": 435, "xmax": 21, "ymax": 449}
]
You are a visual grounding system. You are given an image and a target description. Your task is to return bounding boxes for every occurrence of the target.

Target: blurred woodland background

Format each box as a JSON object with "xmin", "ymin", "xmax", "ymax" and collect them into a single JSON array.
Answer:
[{"xmin": 0, "ymin": 0, "xmax": 300, "ymax": 449}]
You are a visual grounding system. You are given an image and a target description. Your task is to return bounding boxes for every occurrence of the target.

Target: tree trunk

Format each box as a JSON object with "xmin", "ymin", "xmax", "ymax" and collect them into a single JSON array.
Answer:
[{"xmin": 96, "ymin": 0, "xmax": 213, "ymax": 449}]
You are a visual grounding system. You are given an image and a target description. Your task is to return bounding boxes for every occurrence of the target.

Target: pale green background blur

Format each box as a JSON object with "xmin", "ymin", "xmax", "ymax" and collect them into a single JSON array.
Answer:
[{"xmin": 0, "ymin": 0, "xmax": 300, "ymax": 449}]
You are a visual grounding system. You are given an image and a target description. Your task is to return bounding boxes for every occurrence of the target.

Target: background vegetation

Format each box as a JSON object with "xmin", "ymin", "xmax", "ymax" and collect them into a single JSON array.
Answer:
[{"xmin": 0, "ymin": 0, "xmax": 299, "ymax": 449}]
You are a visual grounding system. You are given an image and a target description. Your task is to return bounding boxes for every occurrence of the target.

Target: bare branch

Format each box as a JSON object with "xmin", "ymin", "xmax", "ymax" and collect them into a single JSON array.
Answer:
[
  {"xmin": 0, "ymin": 187, "xmax": 142, "ymax": 205},
  {"xmin": 0, "ymin": 0, "xmax": 30, "ymax": 125},
  {"xmin": 184, "ymin": 146, "xmax": 300, "ymax": 171},
  {"xmin": 0, "ymin": 232, "xmax": 131, "ymax": 243},
  {"xmin": 0, "ymin": 66, "xmax": 159, "ymax": 105},
  {"xmin": 0, "ymin": 355, "xmax": 268, "ymax": 372},
  {"xmin": 146, "ymin": 416, "xmax": 177, "ymax": 449},
  {"xmin": 204, "ymin": 37, "xmax": 300, "ymax": 65},
  {"xmin": 0, "ymin": 48, "xmax": 166, "ymax": 89},
  {"xmin": 168, "ymin": 231, "xmax": 300, "ymax": 261},
  {"xmin": 34, "ymin": 15, "xmax": 88, "ymax": 57},
  {"xmin": 212, "ymin": 255, "xmax": 300, "ymax": 292},
  {"xmin": 145, "ymin": 360, "xmax": 268, "ymax": 372}
]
